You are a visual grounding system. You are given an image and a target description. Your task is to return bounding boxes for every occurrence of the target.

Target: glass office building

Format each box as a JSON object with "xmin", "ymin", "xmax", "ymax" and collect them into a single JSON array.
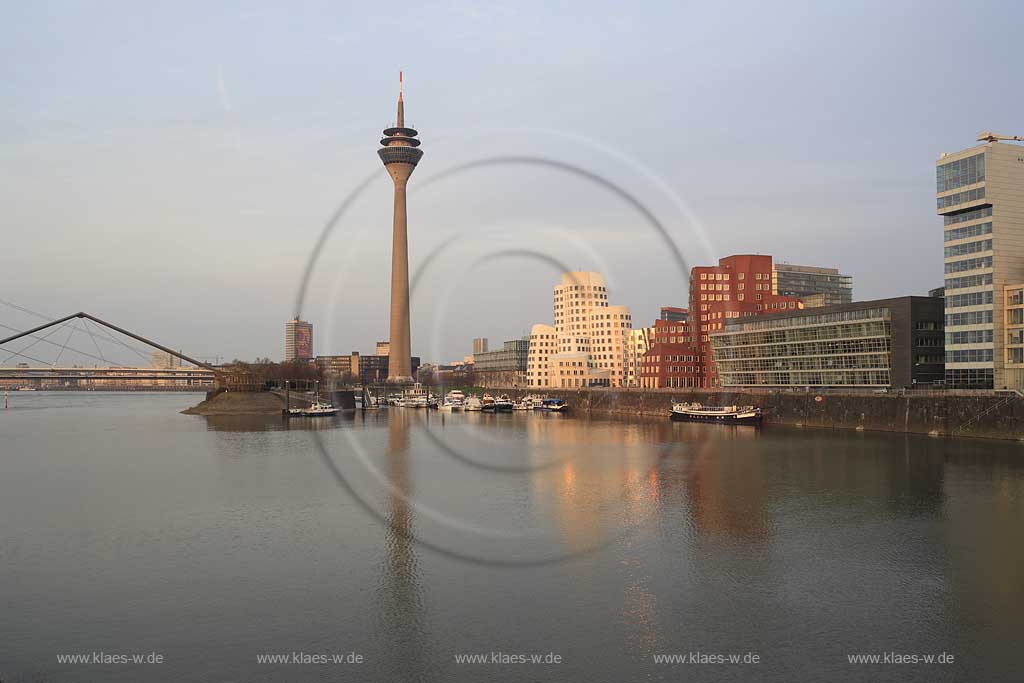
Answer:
[
  {"xmin": 772, "ymin": 263, "xmax": 853, "ymax": 307},
  {"xmin": 938, "ymin": 139, "xmax": 1024, "ymax": 389},
  {"xmin": 710, "ymin": 297, "xmax": 944, "ymax": 388}
]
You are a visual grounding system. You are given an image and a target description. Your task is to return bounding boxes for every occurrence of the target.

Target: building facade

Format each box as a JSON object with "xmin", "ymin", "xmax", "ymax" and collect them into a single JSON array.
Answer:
[
  {"xmin": 285, "ymin": 318, "xmax": 313, "ymax": 361},
  {"xmin": 660, "ymin": 306, "xmax": 689, "ymax": 322},
  {"xmin": 473, "ymin": 338, "xmax": 528, "ymax": 386},
  {"xmin": 937, "ymin": 138, "xmax": 1024, "ymax": 389},
  {"xmin": 624, "ymin": 326, "xmax": 655, "ymax": 387},
  {"xmin": 772, "ymin": 262, "xmax": 853, "ymax": 307},
  {"xmin": 1005, "ymin": 283, "xmax": 1024, "ymax": 388},
  {"xmin": 472, "ymin": 337, "xmax": 489, "ymax": 355},
  {"xmin": 526, "ymin": 272, "xmax": 632, "ymax": 388},
  {"xmin": 710, "ymin": 297, "xmax": 945, "ymax": 389},
  {"xmin": 639, "ymin": 254, "xmax": 803, "ymax": 389}
]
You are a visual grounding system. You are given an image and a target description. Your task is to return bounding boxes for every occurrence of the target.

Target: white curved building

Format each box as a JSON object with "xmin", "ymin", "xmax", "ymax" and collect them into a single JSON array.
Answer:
[{"xmin": 527, "ymin": 272, "xmax": 632, "ymax": 388}]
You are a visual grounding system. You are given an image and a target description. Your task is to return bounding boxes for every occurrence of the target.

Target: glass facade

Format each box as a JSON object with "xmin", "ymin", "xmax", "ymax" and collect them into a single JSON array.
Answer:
[
  {"xmin": 772, "ymin": 264, "xmax": 853, "ymax": 307},
  {"xmin": 936, "ymin": 186, "xmax": 985, "ymax": 210},
  {"xmin": 711, "ymin": 308, "xmax": 893, "ymax": 387},
  {"xmin": 936, "ymin": 153, "xmax": 985, "ymax": 193}
]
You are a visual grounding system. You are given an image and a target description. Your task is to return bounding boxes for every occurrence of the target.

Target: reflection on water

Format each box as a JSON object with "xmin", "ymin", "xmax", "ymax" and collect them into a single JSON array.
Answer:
[{"xmin": 2, "ymin": 393, "xmax": 1023, "ymax": 682}]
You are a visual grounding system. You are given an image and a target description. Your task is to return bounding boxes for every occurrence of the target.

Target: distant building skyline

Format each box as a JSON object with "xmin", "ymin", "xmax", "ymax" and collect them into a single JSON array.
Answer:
[{"xmin": 772, "ymin": 262, "xmax": 854, "ymax": 308}]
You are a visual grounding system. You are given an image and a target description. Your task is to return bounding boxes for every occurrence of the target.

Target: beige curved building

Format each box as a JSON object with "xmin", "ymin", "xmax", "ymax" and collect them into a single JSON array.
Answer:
[{"xmin": 527, "ymin": 271, "xmax": 632, "ymax": 388}]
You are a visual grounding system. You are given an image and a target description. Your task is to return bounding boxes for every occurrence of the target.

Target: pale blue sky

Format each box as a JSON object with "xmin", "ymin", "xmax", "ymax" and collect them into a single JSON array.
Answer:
[{"xmin": 2, "ymin": 1, "xmax": 1021, "ymax": 364}]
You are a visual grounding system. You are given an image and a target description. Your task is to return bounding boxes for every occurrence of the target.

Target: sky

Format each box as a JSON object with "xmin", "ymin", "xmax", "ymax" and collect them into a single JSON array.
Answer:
[{"xmin": 2, "ymin": 0, "xmax": 1022, "ymax": 366}]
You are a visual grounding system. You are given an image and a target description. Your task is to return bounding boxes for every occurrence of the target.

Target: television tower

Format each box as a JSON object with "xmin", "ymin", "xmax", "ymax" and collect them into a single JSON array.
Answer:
[{"xmin": 378, "ymin": 72, "xmax": 423, "ymax": 383}]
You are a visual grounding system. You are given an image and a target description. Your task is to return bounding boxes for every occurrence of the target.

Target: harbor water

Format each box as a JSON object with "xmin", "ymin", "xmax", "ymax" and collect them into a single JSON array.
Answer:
[{"xmin": 1, "ymin": 392, "xmax": 1022, "ymax": 682}]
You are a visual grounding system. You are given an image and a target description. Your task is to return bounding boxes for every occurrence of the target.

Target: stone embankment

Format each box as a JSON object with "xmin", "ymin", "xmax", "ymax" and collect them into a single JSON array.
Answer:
[{"xmin": 488, "ymin": 388, "xmax": 1024, "ymax": 441}]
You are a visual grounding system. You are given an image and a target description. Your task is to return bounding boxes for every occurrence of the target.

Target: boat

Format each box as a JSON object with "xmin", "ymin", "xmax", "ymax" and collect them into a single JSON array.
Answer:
[
  {"xmin": 464, "ymin": 396, "xmax": 483, "ymax": 412},
  {"xmin": 481, "ymin": 393, "xmax": 497, "ymax": 412},
  {"xmin": 537, "ymin": 397, "xmax": 568, "ymax": 412},
  {"xmin": 494, "ymin": 394, "xmax": 514, "ymax": 412},
  {"xmin": 512, "ymin": 396, "xmax": 532, "ymax": 411},
  {"xmin": 17, "ymin": 386, "xmax": 36, "ymax": 391},
  {"xmin": 300, "ymin": 401, "xmax": 339, "ymax": 417},
  {"xmin": 440, "ymin": 390, "xmax": 465, "ymax": 412},
  {"xmin": 669, "ymin": 401, "xmax": 762, "ymax": 424}
]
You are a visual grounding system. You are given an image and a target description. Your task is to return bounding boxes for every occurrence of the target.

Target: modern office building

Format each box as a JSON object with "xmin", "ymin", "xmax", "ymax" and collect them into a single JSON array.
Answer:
[
  {"xmin": 151, "ymin": 350, "xmax": 180, "ymax": 369},
  {"xmin": 472, "ymin": 337, "xmax": 489, "ymax": 355},
  {"xmin": 315, "ymin": 355, "xmax": 355, "ymax": 380},
  {"xmin": 526, "ymin": 272, "xmax": 632, "ymax": 388},
  {"xmin": 710, "ymin": 296, "xmax": 945, "ymax": 389},
  {"xmin": 284, "ymin": 318, "xmax": 313, "ymax": 361},
  {"xmin": 473, "ymin": 338, "xmax": 528, "ymax": 386},
  {"xmin": 639, "ymin": 254, "xmax": 803, "ymax": 388},
  {"xmin": 938, "ymin": 135, "xmax": 1024, "ymax": 389},
  {"xmin": 772, "ymin": 262, "xmax": 853, "ymax": 307},
  {"xmin": 660, "ymin": 306, "xmax": 689, "ymax": 322},
  {"xmin": 527, "ymin": 324, "xmax": 557, "ymax": 388},
  {"xmin": 357, "ymin": 353, "xmax": 420, "ymax": 385}
]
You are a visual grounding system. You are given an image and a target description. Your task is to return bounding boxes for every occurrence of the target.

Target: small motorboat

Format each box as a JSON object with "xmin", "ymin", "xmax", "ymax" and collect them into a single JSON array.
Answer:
[
  {"xmin": 512, "ymin": 397, "xmax": 532, "ymax": 410},
  {"xmin": 537, "ymin": 398, "xmax": 568, "ymax": 412},
  {"xmin": 439, "ymin": 390, "xmax": 464, "ymax": 412},
  {"xmin": 299, "ymin": 401, "xmax": 339, "ymax": 417},
  {"xmin": 481, "ymin": 393, "xmax": 497, "ymax": 412},
  {"xmin": 494, "ymin": 394, "xmax": 514, "ymax": 412},
  {"xmin": 670, "ymin": 401, "xmax": 762, "ymax": 424},
  {"xmin": 464, "ymin": 396, "xmax": 483, "ymax": 412}
]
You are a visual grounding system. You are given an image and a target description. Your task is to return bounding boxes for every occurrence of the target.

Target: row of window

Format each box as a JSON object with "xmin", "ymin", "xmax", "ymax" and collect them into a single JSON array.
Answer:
[
  {"xmin": 936, "ymin": 153, "xmax": 985, "ymax": 193},
  {"xmin": 945, "ymin": 368, "xmax": 993, "ymax": 388},
  {"xmin": 944, "ymin": 205, "xmax": 992, "ymax": 226},
  {"xmin": 944, "ymin": 221, "xmax": 992, "ymax": 243},
  {"xmin": 945, "ymin": 310, "xmax": 994, "ymax": 327},
  {"xmin": 947, "ymin": 329, "xmax": 994, "ymax": 345},
  {"xmin": 719, "ymin": 370, "xmax": 891, "ymax": 387},
  {"xmin": 945, "ymin": 290, "xmax": 994, "ymax": 309},
  {"xmin": 947, "ymin": 349, "xmax": 994, "ymax": 364},
  {"xmin": 944, "ymin": 238, "xmax": 992, "ymax": 258},
  {"xmin": 714, "ymin": 338, "xmax": 892, "ymax": 361},
  {"xmin": 944, "ymin": 256, "xmax": 992, "ymax": 274},
  {"xmin": 716, "ymin": 353, "xmax": 891, "ymax": 373},
  {"xmin": 945, "ymin": 273, "xmax": 992, "ymax": 291},
  {"xmin": 937, "ymin": 186, "xmax": 985, "ymax": 210}
]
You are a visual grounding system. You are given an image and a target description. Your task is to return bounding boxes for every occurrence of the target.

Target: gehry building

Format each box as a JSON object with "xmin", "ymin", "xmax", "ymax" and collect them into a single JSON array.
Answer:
[{"xmin": 527, "ymin": 272, "xmax": 632, "ymax": 388}]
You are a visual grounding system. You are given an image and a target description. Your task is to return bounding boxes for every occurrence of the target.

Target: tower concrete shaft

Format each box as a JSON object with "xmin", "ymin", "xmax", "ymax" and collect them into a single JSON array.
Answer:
[{"xmin": 378, "ymin": 74, "xmax": 423, "ymax": 383}]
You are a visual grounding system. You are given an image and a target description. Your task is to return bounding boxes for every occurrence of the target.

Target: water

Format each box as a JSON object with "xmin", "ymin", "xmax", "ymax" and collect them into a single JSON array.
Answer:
[{"xmin": 1, "ymin": 392, "xmax": 1022, "ymax": 682}]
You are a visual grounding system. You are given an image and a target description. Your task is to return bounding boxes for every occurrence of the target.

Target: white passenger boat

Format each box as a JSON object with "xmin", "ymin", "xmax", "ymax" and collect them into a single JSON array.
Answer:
[
  {"xmin": 670, "ymin": 402, "xmax": 762, "ymax": 424},
  {"xmin": 464, "ymin": 396, "xmax": 483, "ymax": 412},
  {"xmin": 481, "ymin": 393, "xmax": 497, "ymax": 412}
]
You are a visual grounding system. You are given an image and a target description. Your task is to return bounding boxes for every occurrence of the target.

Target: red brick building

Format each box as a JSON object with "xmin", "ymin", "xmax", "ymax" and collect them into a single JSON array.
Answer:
[{"xmin": 639, "ymin": 255, "xmax": 803, "ymax": 389}]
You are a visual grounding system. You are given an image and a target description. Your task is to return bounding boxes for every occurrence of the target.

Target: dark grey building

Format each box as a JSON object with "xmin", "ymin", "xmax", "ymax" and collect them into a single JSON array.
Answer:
[
  {"xmin": 710, "ymin": 297, "xmax": 944, "ymax": 389},
  {"xmin": 357, "ymin": 354, "xmax": 420, "ymax": 385},
  {"xmin": 773, "ymin": 262, "xmax": 854, "ymax": 307}
]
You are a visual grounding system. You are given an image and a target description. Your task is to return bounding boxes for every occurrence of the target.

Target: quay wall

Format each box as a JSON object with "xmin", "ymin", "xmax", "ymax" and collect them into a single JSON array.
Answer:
[{"xmin": 487, "ymin": 388, "xmax": 1024, "ymax": 441}]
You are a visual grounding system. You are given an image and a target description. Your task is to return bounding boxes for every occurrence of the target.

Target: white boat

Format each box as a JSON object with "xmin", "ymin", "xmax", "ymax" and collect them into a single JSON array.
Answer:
[
  {"xmin": 464, "ymin": 396, "xmax": 483, "ymax": 412},
  {"xmin": 481, "ymin": 393, "xmax": 497, "ymax": 412},
  {"xmin": 440, "ymin": 390, "xmax": 465, "ymax": 412},
  {"xmin": 512, "ymin": 397, "xmax": 532, "ymax": 410},
  {"xmin": 536, "ymin": 397, "xmax": 568, "ymax": 412},
  {"xmin": 494, "ymin": 394, "xmax": 514, "ymax": 412},
  {"xmin": 298, "ymin": 401, "xmax": 339, "ymax": 417},
  {"xmin": 17, "ymin": 386, "xmax": 36, "ymax": 392},
  {"xmin": 670, "ymin": 402, "xmax": 762, "ymax": 424}
]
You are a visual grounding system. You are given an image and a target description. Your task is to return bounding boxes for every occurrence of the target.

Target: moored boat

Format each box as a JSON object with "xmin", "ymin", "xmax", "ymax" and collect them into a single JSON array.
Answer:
[
  {"xmin": 481, "ymin": 393, "xmax": 496, "ymax": 412},
  {"xmin": 299, "ymin": 401, "xmax": 339, "ymax": 417},
  {"xmin": 494, "ymin": 394, "xmax": 514, "ymax": 412},
  {"xmin": 537, "ymin": 397, "xmax": 568, "ymax": 412},
  {"xmin": 669, "ymin": 402, "xmax": 762, "ymax": 424},
  {"xmin": 464, "ymin": 396, "xmax": 483, "ymax": 412}
]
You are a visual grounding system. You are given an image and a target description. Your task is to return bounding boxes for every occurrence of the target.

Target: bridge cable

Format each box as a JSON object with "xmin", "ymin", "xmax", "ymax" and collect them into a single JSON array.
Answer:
[
  {"xmin": 0, "ymin": 298, "xmax": 151, "ymax": 362},
  {"xmin": 0, "ymin": 321, "xmax": 124, "ymax": 368},
  {"xmin": 1, "ymin": 320, "xmax": 70, "ymax": 365},
  {"xmin": 53, "ymin": 324, "xmax": 77, "ymax": 367},
  {"xmin": 82, "ymin": 318, "xmax": 110, "ymax": 365}
]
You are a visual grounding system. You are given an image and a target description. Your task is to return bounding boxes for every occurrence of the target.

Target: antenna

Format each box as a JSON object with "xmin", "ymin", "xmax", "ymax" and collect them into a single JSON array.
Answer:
[{"xmin": 399, "ymin": 70, "xmax": 403, "ymax": 101}]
